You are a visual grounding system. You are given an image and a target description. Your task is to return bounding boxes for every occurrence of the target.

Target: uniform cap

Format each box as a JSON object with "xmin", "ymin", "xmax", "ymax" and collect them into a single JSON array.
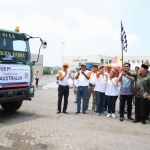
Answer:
[
  {"xmin": 92, "ymin": 64, "xmax": 98, "ymax": 68},
  {"xmin": 63, "ymin": 63, "xmax": 69, "ymax": 67},
  {"xmin": 141, "ymin": 64, "xmax": 149, "ymax": 69},
  {"xmin": 98, "ymin": 66, "xmax": 104, "ymax": 69},
  {"xmin": 107, "ymin": 64, "xmax": 112, "ymax": 68},
  {"xmin": 80, "ymin": 62, "xmax": 86, "ymax": 66}
]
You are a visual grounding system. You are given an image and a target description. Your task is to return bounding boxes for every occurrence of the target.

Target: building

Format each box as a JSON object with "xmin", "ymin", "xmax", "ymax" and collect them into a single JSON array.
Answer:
[
  {"xmin": 31, "ymin": 54, "xmax": 43, "ymax": 75},
  {"xmin": 62, "ymin": 55, "xmax": 150, "ymax": 71},
  {"xmin": 123, "ymin": 56, "xmax": 150, "ymax": 70},
  {"xmin": 63, "ymin": 55, "xmax": 114, "ymax": 70}
]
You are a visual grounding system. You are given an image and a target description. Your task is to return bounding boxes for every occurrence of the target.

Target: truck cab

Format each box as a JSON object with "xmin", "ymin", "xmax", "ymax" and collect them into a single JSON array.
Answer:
[{"xmin": 0, "ymin": 27, "xmax": 46, "ymax": 112}]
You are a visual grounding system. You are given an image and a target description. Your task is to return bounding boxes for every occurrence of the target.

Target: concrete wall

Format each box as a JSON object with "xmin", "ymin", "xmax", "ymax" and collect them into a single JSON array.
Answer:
[{"xmin": 31, "ymin": 54, "xmax": 43, "ymax": 75}]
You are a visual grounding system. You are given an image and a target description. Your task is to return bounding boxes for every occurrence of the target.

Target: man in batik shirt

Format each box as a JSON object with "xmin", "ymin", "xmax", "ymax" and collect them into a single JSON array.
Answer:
[
  {"xmin": 124, "ymin": 64, "xmax": 150, "ymax": 125},
  {"xmin": 119, "ymin": 63, "xmax": 135, "ymax": 122}
]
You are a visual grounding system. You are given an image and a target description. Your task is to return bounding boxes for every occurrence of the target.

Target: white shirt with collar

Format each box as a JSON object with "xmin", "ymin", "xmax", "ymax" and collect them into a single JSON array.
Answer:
[
  {"xmin": 94, "ymin": 74, "xmax": 106, "ymax": 93},
  {"xmin": 105, "ymin": 77, "xmax": 119, "ymax": 96},
  {"xmin": 58, "ymin": 70, "xmax": 70, "ymax": 86},
  {"xmin": 75, "ymin": 70, "xmax": 90, "ymax": 87},
  {"xmin": 89, "ymin": 72, "xmax": 97, "ymax": 85}
]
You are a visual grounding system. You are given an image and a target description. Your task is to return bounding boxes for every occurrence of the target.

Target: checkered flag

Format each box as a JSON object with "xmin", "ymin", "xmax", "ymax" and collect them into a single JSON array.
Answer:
[{"xmin": 121, "ymin": 21, "xmax": 128, "ymax": 52}]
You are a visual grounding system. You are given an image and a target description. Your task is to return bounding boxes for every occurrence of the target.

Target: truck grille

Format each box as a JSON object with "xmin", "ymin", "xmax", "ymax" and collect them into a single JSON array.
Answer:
[{"xmin": 0, "ymin": 91, "xmax": 25, "ymax": 98}]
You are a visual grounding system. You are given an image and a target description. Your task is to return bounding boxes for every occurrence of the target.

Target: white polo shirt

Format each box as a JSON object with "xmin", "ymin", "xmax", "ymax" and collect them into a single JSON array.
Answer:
[
  {"xmin": 58, "ymin": 70, "xmax": 70, "ymax": 86},
  {"xmin": 94, "ymin": 74, "xmax": 106, "ymax": 93},
  {"xmin": 104, "ymin": 71, "xmax": 110, "ymax": 77},
  {"xmin": 75, "ymin": 70, "xmax": 90, "ymax": 87},
  {"xmin": 89, "ymin": 72, "xmax": 97, "ymax": 85},
  {"xmin": 105, "ymin": 77, "xmax": 119, "ymax": 96}
]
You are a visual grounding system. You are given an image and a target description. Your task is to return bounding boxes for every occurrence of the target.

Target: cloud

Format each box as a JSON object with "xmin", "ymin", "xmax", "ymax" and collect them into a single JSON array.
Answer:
[
  {"xmin": 128, "ymin": 34, "xmax": 140, "ymax": 44},
  {"xmin": 106, "ymin": 0, "xmax": 118, "ymax": 2},
  {"xmin": 0, "ymin": 11, "xmax": 67, "ymax": 35},
  {"xmin": 65, "ymin": 8, "xmax": 113, "ymax": 38},
  {"xmin": 0, "ymin": 11, "xmax": 18, "ymax": 30},
  {"xmin": 0, "ymin": 8, "xmax": 115, "ymax": 40},
  {"xmin": 1, "ymin": 0, "xmax": 36, "ymax": 6},
  {"xmin": 0, "ymin": 9, "xmax": 141, "ymax": 66}
]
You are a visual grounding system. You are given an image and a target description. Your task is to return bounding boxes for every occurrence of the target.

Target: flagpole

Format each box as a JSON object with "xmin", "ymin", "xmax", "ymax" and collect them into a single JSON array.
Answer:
[
  {"xmin": 121, "ymin": 42, "xmax": 123, "ymax": 66},
  {"xmin": 121, "ymin": 21, "xmax": 123, "ymax": 66},
  {"xmin": 121, "ymin": 21, "xmax": 127, "ymax": 67}
]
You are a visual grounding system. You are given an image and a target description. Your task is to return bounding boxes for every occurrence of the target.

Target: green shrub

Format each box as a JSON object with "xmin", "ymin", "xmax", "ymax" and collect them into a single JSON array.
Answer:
[{"xmin": 43, "ymin": 68, "xmax": 50, "ymax": 75}]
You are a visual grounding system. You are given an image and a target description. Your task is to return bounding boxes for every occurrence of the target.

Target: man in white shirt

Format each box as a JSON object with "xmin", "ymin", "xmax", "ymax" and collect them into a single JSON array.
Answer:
[
  {"xmin": 94, "ymin": 66, "xmax": 106, "ymax": 115},
  {"xmin": 75, "ymin": 63, "xmax": 90, "ymax": 114},
  {"xmin": 57, "ymin": 63, "xmax": 72, "ymax": 114},
  {"xmin": 87, "ymin": 64, "xmax": 98, "ymax": 111}
]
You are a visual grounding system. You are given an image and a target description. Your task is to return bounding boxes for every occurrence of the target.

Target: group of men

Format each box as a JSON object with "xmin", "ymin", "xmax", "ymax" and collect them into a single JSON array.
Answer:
[{"xmin": 57, "ymin": 61, "xmax": 150, "ymax": 125}]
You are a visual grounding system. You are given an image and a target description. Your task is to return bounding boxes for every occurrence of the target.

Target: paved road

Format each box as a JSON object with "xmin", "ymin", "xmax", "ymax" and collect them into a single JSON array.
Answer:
[{"xmin": 0, "ymin": 75, "xmax": 150, "ymax": 150}]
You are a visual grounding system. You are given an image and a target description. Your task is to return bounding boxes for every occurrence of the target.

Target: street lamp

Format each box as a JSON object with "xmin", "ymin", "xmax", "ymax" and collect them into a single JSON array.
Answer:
[{"xmin": 62, "ymin": 42, "xmax": 65, "ymax": 67}]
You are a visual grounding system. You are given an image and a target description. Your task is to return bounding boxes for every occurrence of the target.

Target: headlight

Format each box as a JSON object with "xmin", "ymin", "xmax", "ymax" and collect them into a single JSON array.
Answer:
[{"xmin": 29, "ymin": 88, "xmax": 34, "ymax": 94}]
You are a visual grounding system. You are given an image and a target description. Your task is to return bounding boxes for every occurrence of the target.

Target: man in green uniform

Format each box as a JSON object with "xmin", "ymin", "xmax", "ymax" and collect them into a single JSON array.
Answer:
[{"xmin": 123, "ymin": 64, "xmax": 150, "ymax": 125}]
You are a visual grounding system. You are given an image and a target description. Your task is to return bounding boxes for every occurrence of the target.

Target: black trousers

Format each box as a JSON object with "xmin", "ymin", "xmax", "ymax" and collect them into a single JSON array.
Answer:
[
  {"xmin": 35, "ymin": 78, "xmax": 39, "ymax": 86},
  {"xmin": 120, "ymin": 95, "xmax": 133, "ymax": 117},
  {"xmin": 58, "ymin": 85, "xmax": 69, "ymax": 112},
  {"xmin": 106, "ymin": 95, "xmax": 118, "ymax": 114},
  {"xmin": 147, "ymin": 100, "xmax": 150, "ymax": 118},
  {"xmin": 135, "ymin": 96, "xmax": 148, "ymax": 121},
  {"xmin": 104, "ymin": 95, "xmax": 108, "ymax": 110}
]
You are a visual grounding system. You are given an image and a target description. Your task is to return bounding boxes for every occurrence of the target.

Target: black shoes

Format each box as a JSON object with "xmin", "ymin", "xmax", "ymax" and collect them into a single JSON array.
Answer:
[
  {"xmin": 75, "ymin": 111, "xmax": 86, "ymax": 114},
  {"xmin": 75, "ymin": 111, "xmax": 80, "ymax": 114},
  {"xmin": 74, "ymin": 101, "xmax": 77, "ymax": 103},
  {"xmin": 128, "ymin": 117, "xmax": 134, "ymax": 120},
  {"xmin": 133, "ymin": 120, "xmax": 146, "ymax": 124},
  {"xmin": 142, "ymin": 120, "xmax": 146, "ymax": 125},
  {"xmin": 57, "ymin": 111, "xmax": 68, "ymax": 114},
  {"xmin": 133, "ymin": 120, "xmax": 140, "ymax": 123},
  {"xmin": 119, "ymin": 116, "xmax": 133, "ymax": 122},
  {"xmin": 120, "ymin": 117, "xmax": 124, "ymax": 122},
  {"xmin": 146, "ymin": 117, "xmax": 150, "ymax": 121}
]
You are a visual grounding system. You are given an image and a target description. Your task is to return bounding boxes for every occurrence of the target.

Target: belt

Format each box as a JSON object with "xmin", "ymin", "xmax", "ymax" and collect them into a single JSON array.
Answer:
[
  {"xmin": 89, "ymin": 83, "xmax": 95, "ymax": 87},
  {"xmin": 59, "ymin": 84, "xmax": 69, "ymax": 87},
  {"xmin": 78, "ymin": 86, "xmax": 88, "ymax": 87}
]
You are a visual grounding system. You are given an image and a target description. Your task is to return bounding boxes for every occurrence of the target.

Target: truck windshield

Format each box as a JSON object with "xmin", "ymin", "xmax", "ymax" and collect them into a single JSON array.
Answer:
[
  {"xmin": 0, "ymin": 31, "xmax": 30, "ymax": 61},
  {"xmin": 0, "ymin": 31, "xmax": 28, "ymax": 52}
]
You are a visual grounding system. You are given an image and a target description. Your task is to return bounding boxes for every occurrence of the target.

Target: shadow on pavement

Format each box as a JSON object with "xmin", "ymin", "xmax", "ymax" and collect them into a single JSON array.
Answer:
[{"xmin": 0, "ymin": 108, "xmax": 46, "ymax": 127}]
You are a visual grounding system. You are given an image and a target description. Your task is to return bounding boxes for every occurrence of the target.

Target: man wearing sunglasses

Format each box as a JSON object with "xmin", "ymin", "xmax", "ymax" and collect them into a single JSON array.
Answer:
[
  {"xmin": 119, "ymin": 63, "xmax": 135, "ymax": 122},
  {"xmin": 57, "ymin": 63, "xmax": 72, "ymax": 114}
]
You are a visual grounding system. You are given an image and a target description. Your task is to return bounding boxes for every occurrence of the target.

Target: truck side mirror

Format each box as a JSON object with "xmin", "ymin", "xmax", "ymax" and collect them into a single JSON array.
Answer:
[{"xmin": 42, "ymin": 41, "xmax": 47, "ymax": 49}]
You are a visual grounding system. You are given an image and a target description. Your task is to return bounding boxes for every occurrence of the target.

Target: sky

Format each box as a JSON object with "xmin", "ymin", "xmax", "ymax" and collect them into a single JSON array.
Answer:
[{"xmin": 0, "ymin": 0, "xmax": 150, "ymax": 66}]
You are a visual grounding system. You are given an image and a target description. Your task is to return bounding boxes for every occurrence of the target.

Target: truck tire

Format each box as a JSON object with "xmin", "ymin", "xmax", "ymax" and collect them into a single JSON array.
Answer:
[{"xmin": 1, "ymin": 101, "xmax": 23, "ymax": 112}]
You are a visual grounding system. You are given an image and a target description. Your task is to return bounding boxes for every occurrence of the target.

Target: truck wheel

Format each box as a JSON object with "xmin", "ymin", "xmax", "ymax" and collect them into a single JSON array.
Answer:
[{"xmin": 1, "ymin": 101, "xmax": 23, "ymax": 112}]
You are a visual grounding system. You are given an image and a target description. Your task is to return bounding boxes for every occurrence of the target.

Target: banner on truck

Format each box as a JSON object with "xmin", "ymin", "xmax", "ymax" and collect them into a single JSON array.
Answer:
[{"xmin": 0, "ymin": 64, "xmax": 30, "ymax": 88}]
